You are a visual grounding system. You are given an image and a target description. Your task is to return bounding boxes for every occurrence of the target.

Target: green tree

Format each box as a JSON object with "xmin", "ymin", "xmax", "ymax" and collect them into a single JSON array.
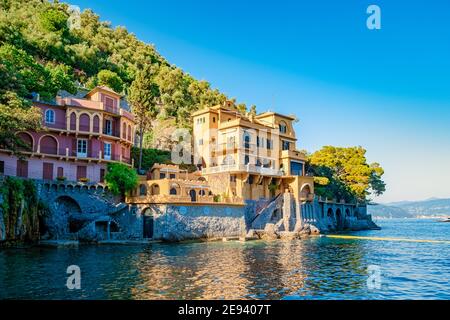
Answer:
[
  {"xmin": 128, "ymin": 64, "xmax": 160, "ymax": 172},
  {"xmin": 104, "ymin": 163, "xmax": 138, "ymax": 198},
  {"xmin": 308, "ymin": 146, "xmax": 386, "ymax": 202},
  {"xmin": 96, "ymin": 69, "xmax": 124, "ymax": 93}
]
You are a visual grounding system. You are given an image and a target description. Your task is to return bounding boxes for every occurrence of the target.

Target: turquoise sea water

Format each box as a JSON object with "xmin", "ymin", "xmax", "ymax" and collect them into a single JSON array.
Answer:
[{"xmin": 0, "ymin": 219, "xmax": 449, "ymax": 300}]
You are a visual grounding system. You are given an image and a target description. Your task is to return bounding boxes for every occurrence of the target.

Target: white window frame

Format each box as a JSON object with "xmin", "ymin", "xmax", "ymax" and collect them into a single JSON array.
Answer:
[
  {"xmin": 45, "ymin": 109, "xmax": 55, "ymax": 124},
  {"xmin": 77, "ymin": 139, "xmax": 88, "ymax": 158},
  {"xmin": 104, "ymin": 142, "xmax": 112, "ymax": 160}
]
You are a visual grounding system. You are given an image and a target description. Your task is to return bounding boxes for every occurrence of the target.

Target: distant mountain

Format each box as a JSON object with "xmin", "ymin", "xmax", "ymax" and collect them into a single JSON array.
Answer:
[
  {"xmin": 368, "ymin": 204, "xmax": 414, "ymax": 218},
  {"xmin": 369, "ymin": 198, "xmax": 450, "ymax": 218}
]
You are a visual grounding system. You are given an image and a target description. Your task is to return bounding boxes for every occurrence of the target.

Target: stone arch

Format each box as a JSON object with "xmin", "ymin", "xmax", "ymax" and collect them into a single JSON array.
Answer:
[
  {"xmin": 345, "ymin": 208, "xmax": 351, "ymax": 218},
  {"xmin": 79, "ymin": 113, "xmax": 91, "ymax": 132},
  {"xmin": 336, "ymin": 208, "xmax": 343, "ymax": 230},
  {"xmin": 150, "ymin": 183, "xmax": 160, "ymax": 195},
  {"xmin": 55, "ymin": 195, "xmax": 82, "ymax": 215},
  {"xmin": 139, "ymin": 184, "xmax": 147, "ymax": 196},
  {"xmin": 39, "ymin": 134, "xmax": 59, "ymax": 155},
  {"xmin": 16, "ymin": 132, "xmax": 34, "ymax": 152},
  {"xmin": 170, "ymin": 183, "xmax": 180, "ymax": 195},
  {"xmin": 327, "ymin": 207, "xmax": 334, "ymax": 218}
]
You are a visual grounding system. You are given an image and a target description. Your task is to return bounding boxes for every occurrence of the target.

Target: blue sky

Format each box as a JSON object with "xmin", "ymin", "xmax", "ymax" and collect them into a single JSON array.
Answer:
[{"xmin": 71, "ymin": 0, "xmax": 450, "ymax": 202}]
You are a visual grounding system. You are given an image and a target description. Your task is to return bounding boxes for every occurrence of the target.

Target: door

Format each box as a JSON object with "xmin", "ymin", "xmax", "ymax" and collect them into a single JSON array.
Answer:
[
  {"xmin": 43, "ymin": 162, "xmax": 54, "ymax": 180},
  {"xmin": 143, "ymin": 215, "xmax": 154, "ymax": 239}
]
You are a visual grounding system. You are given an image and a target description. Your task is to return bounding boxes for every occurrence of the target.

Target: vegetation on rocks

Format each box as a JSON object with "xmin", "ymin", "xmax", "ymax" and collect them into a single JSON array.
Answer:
[{"xmin": 0, "ymin": 176, "xmax": 48, "ymax": 243}]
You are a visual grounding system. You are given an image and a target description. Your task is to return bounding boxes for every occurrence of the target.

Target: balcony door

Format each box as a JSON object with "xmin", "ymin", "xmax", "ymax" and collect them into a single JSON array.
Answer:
[
  {"xmin": 77, "ymin": 139, "xmax": 88, "ymax": 158},
  {"xmin": 43, "ymin": 162, "xmax": 54, "ymax": 180},
  {"xmin": 104, "ymin": 142, "xmax": 112, "ymax": 160},
  {"xmin": 104, "ymin": 120, "xmax": 112, "ymax": 135}
]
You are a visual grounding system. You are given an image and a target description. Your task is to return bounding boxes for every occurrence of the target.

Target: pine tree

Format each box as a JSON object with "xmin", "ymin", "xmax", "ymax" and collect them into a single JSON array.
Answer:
[{"xmin": 128, "ymin": 64, "xmax": 160, "ymax": 172}]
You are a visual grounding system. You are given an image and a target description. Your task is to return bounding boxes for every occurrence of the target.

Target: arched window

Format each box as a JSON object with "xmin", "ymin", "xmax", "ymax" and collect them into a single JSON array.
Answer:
[
  {"xmin": 40, "ymin": 135, "xmax": 58, "ymax": 155},
  {"xmin": 150, "ymin": 184, "xmax": 160, "ymax": 195},
  {"xmin": 45, "ymin": 109, "xmax": 55, "ymax": 124},
  {"xmin": 79, "ymin": 114, "xmax": 90, "ymax": 132},
  {"xmin": 139, "ymin": 184, "xmax": 147, "ymax": 196},
  {"xmin": 170, "ymin": 188, "xmax": 177, "ymax": 195},
  {"xmin": 17, "ymin": 132, "xmax": 33, "ymax": 151},
  {"xmin": 279, "ymin": 121, "xmax": 287, "ymax": 134},
  {"xmin": 128, "ymin": 125, "xmax": 132, "ymax": 141},
  {"xmin": 93, "ymin": 115, "xmax": 100, "ymax": 133}
]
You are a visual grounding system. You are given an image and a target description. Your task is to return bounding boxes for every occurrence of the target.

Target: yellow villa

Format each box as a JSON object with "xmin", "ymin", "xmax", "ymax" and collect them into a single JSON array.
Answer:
[{"xmin": 191, "ymin": 103, "xmax": 315, "ymax": 203}]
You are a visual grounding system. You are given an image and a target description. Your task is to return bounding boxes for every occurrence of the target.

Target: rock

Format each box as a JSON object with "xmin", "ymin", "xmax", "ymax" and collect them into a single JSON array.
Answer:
[{"xmin": 261, "ymin": 223, "xmax": 279, "ymax": 240}]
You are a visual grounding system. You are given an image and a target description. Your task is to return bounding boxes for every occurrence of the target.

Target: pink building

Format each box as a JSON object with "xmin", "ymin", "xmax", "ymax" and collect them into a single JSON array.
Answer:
[{"xmin": 0, "ymin": 86, "xmax": 136, "ymax": 183}]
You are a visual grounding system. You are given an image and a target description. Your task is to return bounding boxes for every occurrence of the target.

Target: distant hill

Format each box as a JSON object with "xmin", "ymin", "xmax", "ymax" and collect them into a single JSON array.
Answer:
[
  {"xmin": 369, "ymin": 198, "xmax": 450, "ymax": 218},
  {"xmin": 368, "ymin": 204, "xmax": 413, "ymax": 218}
]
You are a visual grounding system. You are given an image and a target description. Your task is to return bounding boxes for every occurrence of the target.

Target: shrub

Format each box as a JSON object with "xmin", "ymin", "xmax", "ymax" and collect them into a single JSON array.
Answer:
[{"xmin": 104, "ymin": 163, "xmax": 138, "ymax": 197}]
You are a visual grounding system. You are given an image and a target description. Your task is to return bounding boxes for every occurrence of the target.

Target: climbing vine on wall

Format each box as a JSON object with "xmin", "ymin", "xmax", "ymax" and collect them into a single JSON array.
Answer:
[{"xmin": 0, "ymin": 177, "xmax": 48, "ymax": 243}]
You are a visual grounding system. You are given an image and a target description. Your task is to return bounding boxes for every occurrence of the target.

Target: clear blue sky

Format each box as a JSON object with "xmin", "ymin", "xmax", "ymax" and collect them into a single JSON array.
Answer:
[{"xmin": 71, "ymin": 0, "xmax": 450, "ymax": 203}]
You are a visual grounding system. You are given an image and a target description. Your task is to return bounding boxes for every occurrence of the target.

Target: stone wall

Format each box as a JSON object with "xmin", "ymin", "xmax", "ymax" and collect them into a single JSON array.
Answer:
[{"xmin": 141, "ymin": 204, "xmax": 247, "ymax": 241}]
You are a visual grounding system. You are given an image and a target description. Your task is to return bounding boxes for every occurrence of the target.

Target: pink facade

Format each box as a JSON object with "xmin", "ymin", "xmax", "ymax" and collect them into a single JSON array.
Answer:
[{"xmin": 0, "ymin": 86, "xmax": 136, "ymax": 183}]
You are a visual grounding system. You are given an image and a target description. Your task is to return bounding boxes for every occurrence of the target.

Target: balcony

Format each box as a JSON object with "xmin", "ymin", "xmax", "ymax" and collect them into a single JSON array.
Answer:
[
  {"xmin": 34, "ymin": 147, "xmax": 132, "ymax": 165},
  {"xmin": 202, "ymin": 163, "xmax": 283, "ymax": 176}
]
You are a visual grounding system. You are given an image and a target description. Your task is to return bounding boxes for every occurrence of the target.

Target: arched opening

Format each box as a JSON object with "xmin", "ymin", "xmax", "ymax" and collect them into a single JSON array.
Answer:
[
  {"xmin": 199, "ymin": 189, "xmax": 206, "ymax": 196},
  {"xmin": 300, "ymin": 184, "xmax": 312, "ymax": 200},
  {"xmin": 55, "ymin": 196, "xmax": 82, "ymax": 233},
  {"xmin": 170, "ymin": 183, "xmax": 180, "ymax": 195},
  {"xmin": 150, "ymin": 184, "xmax": 160, "ymax": 195},
  {"xmin": 70, "ymin": 113, "xmax": 76, "ymax": 131},
  {"xmin": 79, "ymin": 113, "xmax": 90, "ymax": 132},
  {"xmin": 93, "ymin": 115, "xmax": 100, "ymax": 133},
  {"xmin": 142, "ymin": 208, "xmax": 154, "ymax": 239},
  {"xmin": 122, "ymin": 123, "xmax": 127, "ymax": 139},
  {"xmin": 189, "ymin": 189, "xmax": 197, "ymax": 202},
  {"xmin": 327, "ymin": 208, "xmax": 334, "ymax": 218},
  {"xmin": 139, "ymin": 184, "xmax": 147, "ymax": 196},
  {"xmin": 16, "ymin": 132, "xmax": 34, "ymax": 152},
  {"xmin": 336, "ymin": 208, "xmax": 343, "ymax": 230},
  {"xmin": 39, "ymin": 135, "xmax": 58, "ymax": 155}
]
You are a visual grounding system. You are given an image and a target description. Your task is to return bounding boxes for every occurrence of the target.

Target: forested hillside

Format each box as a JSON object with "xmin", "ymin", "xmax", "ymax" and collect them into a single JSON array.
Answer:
[{"xmin": 0, "ymin": 0, "xmax": 249, "ymax": 151}]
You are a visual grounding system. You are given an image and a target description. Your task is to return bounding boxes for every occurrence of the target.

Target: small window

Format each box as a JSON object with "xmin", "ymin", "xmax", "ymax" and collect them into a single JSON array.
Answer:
[
  {"xmin": 160, "ymin": 173, "xmax": 166, "ymax": 179},
  {"xmin": 279, "ymin": 123, "xmax": 287, "ymax": 134},
  {"xmin": 45, "ymin": 109, "xmax": 55, "ymax": 124},
  {"xmin": 213, "ymin": 117, "xmax": 216, "ymax": 123},
  {"xmin": 266, "ymin": 139, "xmax": 273, "ymax": 150},
  {"xmin": 77, "ymin": 139, "xmax": 88, "ymax": 157},
  {"xmin": 170, "ymin": 174, "xmax": 176, "ymax": 179},
  {"xmin": 282, "ymin": 140, "xmax": 290, "ymax": 151}
]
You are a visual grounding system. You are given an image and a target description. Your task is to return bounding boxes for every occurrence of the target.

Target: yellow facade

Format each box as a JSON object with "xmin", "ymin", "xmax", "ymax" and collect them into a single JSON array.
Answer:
[{"xmin": 192, "ymin": 104, "xmax": 314, "ymax": 203}]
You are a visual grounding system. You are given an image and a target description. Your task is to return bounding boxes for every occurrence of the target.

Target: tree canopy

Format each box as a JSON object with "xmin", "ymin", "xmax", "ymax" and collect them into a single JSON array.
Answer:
[
  {"xmin": 104, "ymin": 163, "xmax": 138, "ymax": 197},
  {"xmin": 307, "ymin": 146, "xmax": 385, "ymax": 202}
]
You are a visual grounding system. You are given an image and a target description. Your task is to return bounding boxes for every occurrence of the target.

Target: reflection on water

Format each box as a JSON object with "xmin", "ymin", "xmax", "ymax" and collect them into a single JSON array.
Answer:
[{"xmin": 1, "ymin": 219, "xmax": 449, "ymax": 299}]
